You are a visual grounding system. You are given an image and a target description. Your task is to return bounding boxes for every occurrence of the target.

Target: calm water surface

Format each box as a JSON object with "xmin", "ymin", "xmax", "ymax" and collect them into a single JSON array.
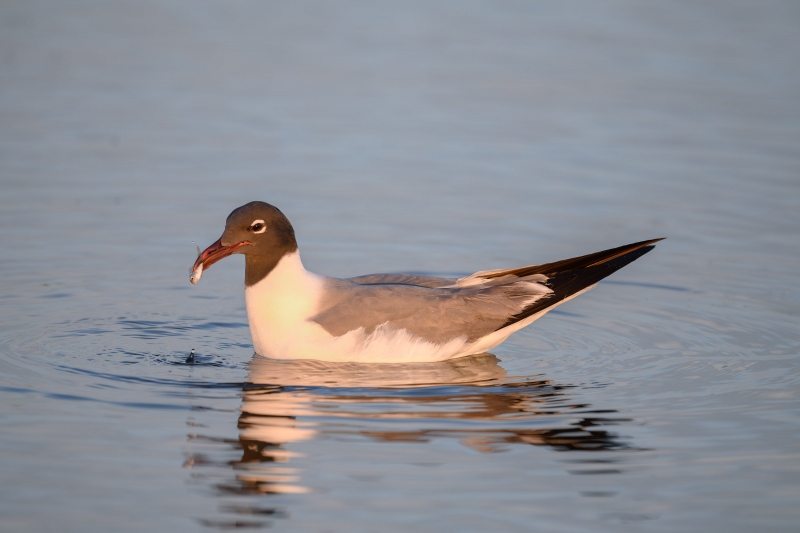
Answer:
[{"xmin": 1, "ymin": 1, "xmax": 799, "ymax": 532}]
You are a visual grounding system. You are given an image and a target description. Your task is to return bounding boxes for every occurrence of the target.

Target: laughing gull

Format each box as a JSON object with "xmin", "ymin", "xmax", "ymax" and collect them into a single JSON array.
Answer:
[{"xmin": 191, "ymin": 201, "xmax": 662, "ymax": 363}]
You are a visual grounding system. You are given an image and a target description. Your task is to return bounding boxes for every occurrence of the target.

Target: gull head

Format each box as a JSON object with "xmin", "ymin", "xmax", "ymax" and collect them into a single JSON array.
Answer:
[{"xmin": 190, "ymin": 201, "xmax": 298, "ymax": 285}]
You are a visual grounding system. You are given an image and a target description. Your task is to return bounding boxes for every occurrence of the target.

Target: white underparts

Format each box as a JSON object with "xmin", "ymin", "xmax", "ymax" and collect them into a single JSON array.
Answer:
[{"xmin": 244, "ymin": 251, "xmax": 325, "ymax": 358}]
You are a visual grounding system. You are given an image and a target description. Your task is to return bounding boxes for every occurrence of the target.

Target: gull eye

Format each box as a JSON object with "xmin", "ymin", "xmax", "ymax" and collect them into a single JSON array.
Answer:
[{"xmin": 249, "ymin": 220, "xmax": 266, "ymax": 234}]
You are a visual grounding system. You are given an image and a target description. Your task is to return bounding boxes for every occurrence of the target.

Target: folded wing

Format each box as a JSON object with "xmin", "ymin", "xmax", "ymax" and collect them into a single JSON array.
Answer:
[{"xmin": 317, "ymin": 239, "xmax": 663, "ymax": 344}]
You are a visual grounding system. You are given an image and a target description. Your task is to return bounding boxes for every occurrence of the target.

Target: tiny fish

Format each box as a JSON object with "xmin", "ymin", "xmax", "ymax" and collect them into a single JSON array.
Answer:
[{"xmin": 190, "ymin": 262, "xmax": 203, "ymax": 284}]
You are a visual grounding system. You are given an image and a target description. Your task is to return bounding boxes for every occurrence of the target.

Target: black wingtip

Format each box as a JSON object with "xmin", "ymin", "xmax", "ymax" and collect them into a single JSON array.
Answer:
[
  {"xmin": 583, "ymin": 238, "xmax": 663, "ymax": 268},
  {"xmin": 480, "ymin": 238, "xmax": 664, "ymax": 280},
  {"xmin": 495, "ymin": 239, "xmax": 661, "ymax": 331}
]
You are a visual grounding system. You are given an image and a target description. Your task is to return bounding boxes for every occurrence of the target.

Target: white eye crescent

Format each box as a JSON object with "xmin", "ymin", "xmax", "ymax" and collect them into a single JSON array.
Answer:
[{"xmin": 250, "ymin": 219, "xmax": 266, "ymax": 233}]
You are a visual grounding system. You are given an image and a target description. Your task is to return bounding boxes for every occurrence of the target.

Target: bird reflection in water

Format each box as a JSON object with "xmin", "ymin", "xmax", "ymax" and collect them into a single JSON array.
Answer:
[{"xmin": 187, "ymin": 353, "xmax": 633, "ymax": 529}]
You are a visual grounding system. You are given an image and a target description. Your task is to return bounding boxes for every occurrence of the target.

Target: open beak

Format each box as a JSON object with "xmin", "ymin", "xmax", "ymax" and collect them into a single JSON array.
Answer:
[{"xmin": 190, "ymin": 238, "xmax": 251, "ymax": 284}]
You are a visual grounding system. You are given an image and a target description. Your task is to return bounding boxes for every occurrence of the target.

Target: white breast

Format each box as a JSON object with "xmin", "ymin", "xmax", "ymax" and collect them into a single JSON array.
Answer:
[{"xmin": 244, "ymin": 251, "xmax": 327, "ymax": 358}]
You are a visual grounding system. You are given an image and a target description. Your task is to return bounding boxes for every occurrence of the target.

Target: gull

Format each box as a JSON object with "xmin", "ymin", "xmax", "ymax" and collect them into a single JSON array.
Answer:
[{"xmin": 190, "ymin": 201, "xmax": 662, "ymax": 363}]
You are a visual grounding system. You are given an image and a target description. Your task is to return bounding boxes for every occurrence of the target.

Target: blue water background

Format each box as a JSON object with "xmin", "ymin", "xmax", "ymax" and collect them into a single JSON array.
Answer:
[{"xmin": 1, "ymin": 1, "xmax": 799, "ymax": 531}]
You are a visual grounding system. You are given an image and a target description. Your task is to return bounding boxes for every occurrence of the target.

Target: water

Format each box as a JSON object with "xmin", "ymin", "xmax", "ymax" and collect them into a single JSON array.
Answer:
[{"xmin": 1, "ymin": 1, "xmax": 799, "ymax": 531}]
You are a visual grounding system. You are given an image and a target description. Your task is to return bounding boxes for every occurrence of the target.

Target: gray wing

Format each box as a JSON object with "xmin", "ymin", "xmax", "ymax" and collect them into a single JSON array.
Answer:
[
  {"xmin": 319, "ymin": 238, "xmax": 664, "ymax": 344},
  {"xmin": 311, "ymin": 278, "xmax": 552, "ymax": 343},
  {"xmin": 347, "ymin": 273, "xmax": 456, "ymax": 288}
]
